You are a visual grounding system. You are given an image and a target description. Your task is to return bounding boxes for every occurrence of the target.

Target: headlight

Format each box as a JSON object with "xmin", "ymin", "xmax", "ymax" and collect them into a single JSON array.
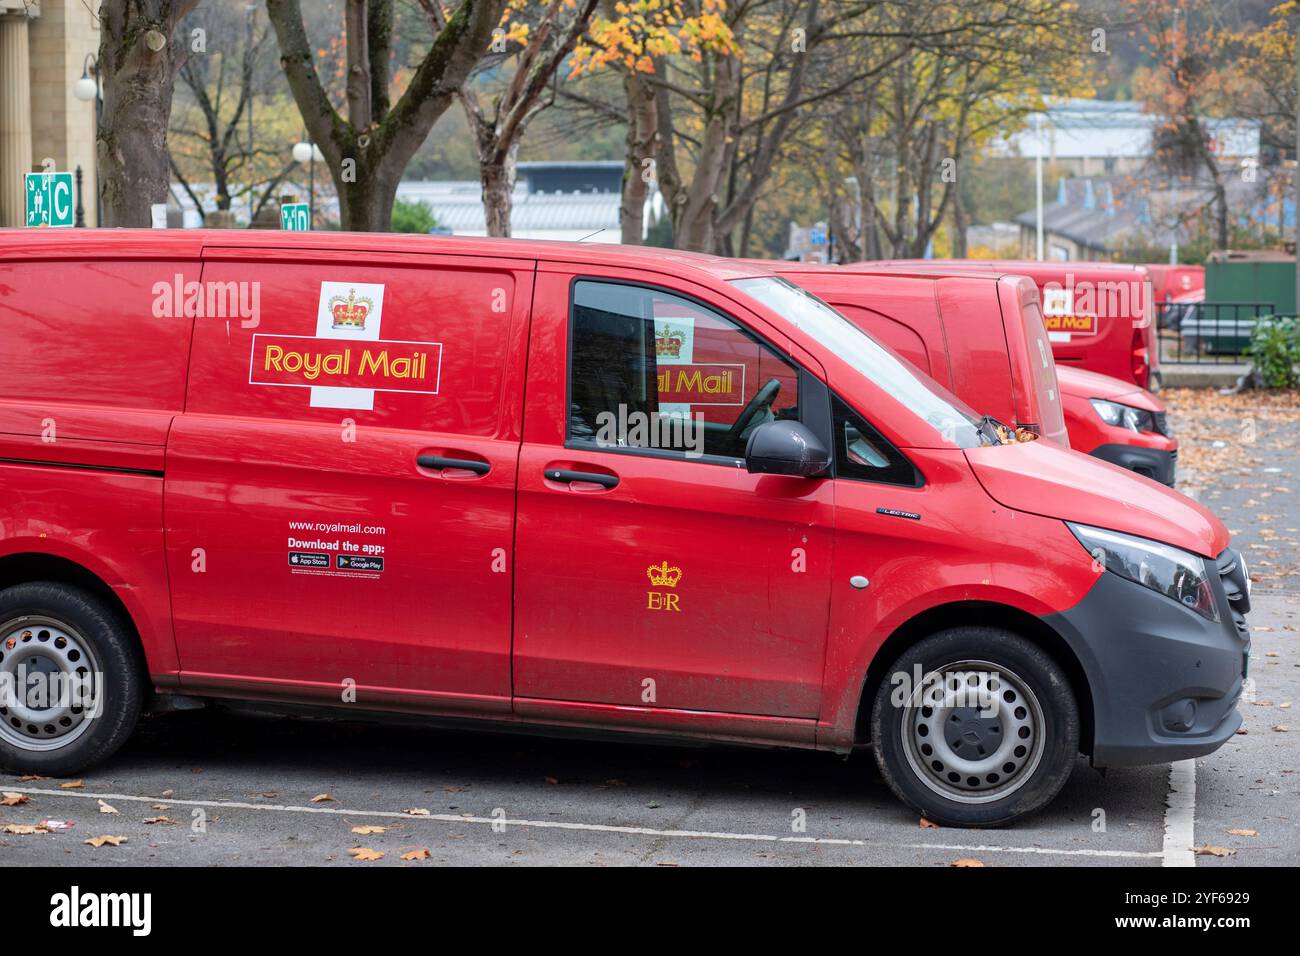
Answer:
[
  {"xmin": 1068, "ymin": 523, "xmax": 1219, "ymax": 622},
  {"xmin": 1090, "ymin": 398, "xmax": 1157, "ymax": 433}
]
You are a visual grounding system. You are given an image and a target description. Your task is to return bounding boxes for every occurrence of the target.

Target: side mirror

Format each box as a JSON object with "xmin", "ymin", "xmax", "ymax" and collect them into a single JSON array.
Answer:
[{"xmin": 744, "ymin": 421, "xmax": 831, "ymax": 478}]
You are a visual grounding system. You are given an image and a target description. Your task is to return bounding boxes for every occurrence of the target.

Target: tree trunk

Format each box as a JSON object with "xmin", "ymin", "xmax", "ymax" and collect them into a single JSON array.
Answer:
[
  {"xmin": 664, "ymin": 54, "xmax": 738, "ymax": 253},
  {"xmin": 1213, "ymin": 177, "xmax": 1228, "ymax": 250},
  {"xmin": 98, "ymin": 2, "xmax": 191, "ymax": 227},
  {"xmin": 951, "ymin": 181, "xmax": 968, "ymax": 257},
  {"xmin": 337, "ymin": 162, "xmax": 400, "ymax": 231},
  {"xmin": 481, "ymin": 156, "xmax": 516, "ymax": 238},
  {"xmin": 268, "ymin": 0, "xmax": 506, "ymax": 233},
  {"xmin": 620, "ymin": 70, "xmax": 657, "ymax": 244}
]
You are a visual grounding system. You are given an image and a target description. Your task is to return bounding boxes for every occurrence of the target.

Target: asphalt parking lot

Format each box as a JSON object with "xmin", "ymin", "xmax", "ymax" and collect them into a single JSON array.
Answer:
[{"xmin": 2, "ymin": 390, "xmax": 1297, "ymax": 868}]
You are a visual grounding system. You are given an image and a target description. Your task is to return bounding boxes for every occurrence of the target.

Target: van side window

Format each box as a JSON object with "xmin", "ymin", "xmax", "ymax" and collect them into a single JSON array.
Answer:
[
  {"xmin": 568, "ymin": 281, "xmax": 800, "ymax": 461},
  {"xmin": 832, "ymin": 394, "xmax": 920, "ymax": 487}
]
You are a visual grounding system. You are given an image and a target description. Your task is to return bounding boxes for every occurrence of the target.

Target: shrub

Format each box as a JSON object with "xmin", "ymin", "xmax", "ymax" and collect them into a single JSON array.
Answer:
[
  {"xmin": 1247, "ymin": 315, "xmax": 1300, "ymax": 389},
  {"xmin": 390, "ymin": 198, "xmax": 441, "ymax": 234}
]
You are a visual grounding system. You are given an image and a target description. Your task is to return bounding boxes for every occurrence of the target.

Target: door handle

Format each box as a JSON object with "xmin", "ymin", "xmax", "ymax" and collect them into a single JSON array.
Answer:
[
  {"xmin": 417, "ymin": 454, "xmax": 491, "ymax": 476},
  {"xmin": 544, "ymin": 468, "xmax": 619, "ymax": 489}
]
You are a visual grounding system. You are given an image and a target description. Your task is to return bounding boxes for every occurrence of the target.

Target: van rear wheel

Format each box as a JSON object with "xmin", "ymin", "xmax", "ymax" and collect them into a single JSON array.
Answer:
[
  {"xmin": 0, "ymin": 583, "xmax": 144, "ymax": 775},
  {"xmin": 870, "ymin": 627, "xmax": 1079, "ymax": 828}
]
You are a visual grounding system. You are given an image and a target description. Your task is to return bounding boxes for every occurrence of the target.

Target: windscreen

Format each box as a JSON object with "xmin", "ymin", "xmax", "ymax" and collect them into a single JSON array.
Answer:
[{"xmin": 731, "ymin": 276, "xmax": 983, "ymax": 448}]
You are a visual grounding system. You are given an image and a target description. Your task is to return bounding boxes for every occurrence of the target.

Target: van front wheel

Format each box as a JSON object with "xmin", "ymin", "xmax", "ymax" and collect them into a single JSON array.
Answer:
[
  {"xmin": 0, "ymin": 583, "xmax": 144, "ymax": 776},
  {"xmin": 870, "ymin": 627, "xmax": 1079, "ymax": 828}
]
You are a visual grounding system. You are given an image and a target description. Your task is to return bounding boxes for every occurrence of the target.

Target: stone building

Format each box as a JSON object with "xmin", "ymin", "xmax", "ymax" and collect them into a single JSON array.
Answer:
[{"xmin": 0, "ymin": 0, "xmax": 99, "ymax": 227}]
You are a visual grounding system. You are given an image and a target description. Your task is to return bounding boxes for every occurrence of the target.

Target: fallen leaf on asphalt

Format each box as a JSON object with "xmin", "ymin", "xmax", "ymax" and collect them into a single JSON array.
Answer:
[
  {"xmin": 152, "ymin": 804, "xmax": 170, "ymax": 811},
  {"xmin": 17, "ymin": 775, "xmax": 47, "ymax": 782},
  {"xmin": 1273, "ymin": 724, "xmax": 1289, "ymax": 732},
  {"xmin": 142, "ymin": 816, "xmax": 175, "ymax": 825},
  {"xmin": 351, "ymin": 825, "xmax": 387, "ymax": 835},
  {"xmin": 349, "ymin": 847, "xmax": 383, "ymax": 861},
  {"xmin": 0, "ymin": 792, "xmax": 29, "ymax": 806},
  {"xmin": 160, "ymin": 789, "xmax": 174, "ymax": 798},
  {"xmin": 919, "ymin": 818, "xmax": 940, "ymax": 829},
  {"xmin": 1193, "ymin": 845, "xmax": 1235, "ymax": 857},
  {"xmin": 97, "ymin": 800, "xmax": 118, "ymax": 815},
  {"xmin": 400, "ymin": 848, "xmax": 431, "ymax": 861},
  {"xmin": 402, "ymin": 808, "xmax": 430, "ymax": 816},
  {"xmin": 1266, "ymin": 651, "xmax": 1280, "ymax": 657},
  {"xmin": 950, "ymin": 858, "xmax": 985, "ymax": 867},
  {"xmin": 2, "ymin": 824, "xmax": 49, "ymax": 835},
  {"xmin": 1227, "ymin": 829, "xmax": 1259, "ymax": 837},
  {"xmin": 83, "ymin": 835, "xmax": 126, "ymax": 847},
  {"xmin": 59, "ymin": 780, "xmax": 83, "ymax": 790},
  {"xmin": 544, "ymin": 776, "xmax": 560, "ymax": 785},
  {"xmin": 310, "ymin": 794, "xmax": 335, "ymax": 803}
]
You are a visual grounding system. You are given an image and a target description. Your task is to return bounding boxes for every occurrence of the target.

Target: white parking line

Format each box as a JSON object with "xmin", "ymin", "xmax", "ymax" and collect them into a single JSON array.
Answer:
[
  {"xmin": 2, "ymin": 786, "xmax": 1162, "ymax": 860},
  {"xmin": 1161, "ymin": 759, "xmax": 1197, "ymax": 867}
]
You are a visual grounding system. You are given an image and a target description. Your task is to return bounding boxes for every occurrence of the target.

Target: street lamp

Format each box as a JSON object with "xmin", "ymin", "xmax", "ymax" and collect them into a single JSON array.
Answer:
[
  {"xmin": 72, "ymin": 53, "xmax": 102, "ymax": 226},
  {"xmin": 292, "ymin": 138, "xmax": 324, "ymax": 225}
]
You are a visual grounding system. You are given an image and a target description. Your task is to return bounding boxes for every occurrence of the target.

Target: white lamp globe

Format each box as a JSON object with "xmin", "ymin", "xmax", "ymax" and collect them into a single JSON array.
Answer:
[
  {"xmin": 74, "ymin": 75, "xmax": 98, "ymax": 103},
  {"xmin": 291, "ymin": 141, "xmax": 313, "ymax": 164}
]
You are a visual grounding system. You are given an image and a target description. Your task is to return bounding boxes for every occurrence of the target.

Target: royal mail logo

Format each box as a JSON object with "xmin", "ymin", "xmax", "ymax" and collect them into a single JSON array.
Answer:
[
  {"xmin": 655, "ymin": 363, "xmax": 745, "ymax": 406},
  {"xmin": 1043, "ymin": 313, "xmax": 1098, "ymax": 336},
  {"xmin": 247, "ymin": 280, "xmax": 442, "ymax": 410},
  {"xmin": 250, "ymin": 334, "xmax": 441, "ymax": 393},
  {"xmin": 329, "ymin": 288, "xmax": 372, "ymax": 329}
]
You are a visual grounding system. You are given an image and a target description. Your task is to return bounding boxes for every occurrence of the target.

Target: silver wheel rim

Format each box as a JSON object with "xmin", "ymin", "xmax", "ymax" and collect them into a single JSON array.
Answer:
[
  {"xmin": 0, "ymin": 615, "xmax": 102, "ymax": 752},
  {"xmin": 900, "ymin": 659, "xmax": 1046, "ymax": 805}
]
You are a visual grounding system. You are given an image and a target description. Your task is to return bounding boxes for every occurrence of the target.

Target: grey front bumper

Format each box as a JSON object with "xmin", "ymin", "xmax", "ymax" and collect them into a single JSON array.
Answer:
[
  {"xmin": 1089, "ymin": 443, "xmax": 1177, "ymax": 486},
  {"xmin": 1043, "ymin": 563, "xmax": 1249, "ymax": 767}
]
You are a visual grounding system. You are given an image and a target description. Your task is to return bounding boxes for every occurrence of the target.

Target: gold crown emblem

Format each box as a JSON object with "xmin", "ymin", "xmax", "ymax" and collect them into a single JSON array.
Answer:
[
  {"xmin": 329, "ymin": 288, "xmax": 372, "ymax": 329},
  {"xmin": 655, "ymin": 326, "xmax": 685, "ymax": 358},
  {"xmin": 646, "ymin": 561, "xmax": 682, "ymax": 588}
]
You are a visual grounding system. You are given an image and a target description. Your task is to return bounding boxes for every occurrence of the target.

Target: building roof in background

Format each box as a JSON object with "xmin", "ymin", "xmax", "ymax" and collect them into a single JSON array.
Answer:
[
  {"xmin": 1014, "ymin": 172, "xmax": 1288, "ymax": 252},
  {"xmin": 396, "ymin": 181, "xmax": 620, "ymax": 237},
  {"xmin": 997, "ymin": 98, "xmax": 1260, "ymax": 161}
]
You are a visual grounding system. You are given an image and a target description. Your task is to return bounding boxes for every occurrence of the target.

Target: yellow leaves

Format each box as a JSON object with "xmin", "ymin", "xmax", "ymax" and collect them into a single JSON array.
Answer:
[
  {"xmin": 0, "ymin": 792, "xmax": 29, "ymax": 807},
  {"xmin": 59, "ymin": 780, "xmax": 83, "ymax": 790},
  {"xmin": 919, "ymin": 817, "xmax": 940, "ymax": 829},
  {"xmin": 1193, "ymin": 845, "xmax": 1235, "ymax": 858},
  {"xmin": 2, "ymin": 823, "xmax": 50, "ymax": 835},
  {"xmin": 97, "ymin": 800, "xmax": 119, "ymax": 815},
  {"xmin": 84, "ymin": 835, "xmax": 127, "ymax": 848},
  {"xmin": 349, "ymin": 846, "xmax": 384, "ymax": 861},
  {"xmin": 402, "ymin": 807, "xmax": 431, "ymax": 816},
  {"xmin": 310, "ymin": 793, "xmax": 335, "ymax": 803},
  {"xmin": 1227, "ymin": 828, "xmax": 1259, "ymax": 837},
  {"xmin": 351, "ymin": 825, "xmax": 388, "ymax": 835},
  {"xmin": 568, "ymin": 0, "xmax": 736, "ymax": 78},
  {"xmin": 950, "ymin": 858, "xmax": 986, "ymax": 867},
  {"xmin": 401, "ymin": 848, "xmax": 432, "ymax": 860}
]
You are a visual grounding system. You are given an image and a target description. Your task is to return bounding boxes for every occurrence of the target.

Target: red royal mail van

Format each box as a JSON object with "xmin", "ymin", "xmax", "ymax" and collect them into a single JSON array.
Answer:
[
  {"xmin": 0, "ymin": 230, "xmax": 1249, "ymax": 827},
  {"xmin": 863, "ymin": 260, "xmax": 1161, "ymax": 391},
  {"xmin": 764, "ymin": 263, "xmax": 1179, "ymax": 486}
]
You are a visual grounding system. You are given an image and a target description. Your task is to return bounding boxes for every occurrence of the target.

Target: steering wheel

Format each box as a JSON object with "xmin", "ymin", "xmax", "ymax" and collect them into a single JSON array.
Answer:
[{"xmin": 726, "ymin": 378, "xmax": 782, "ymax": 446}]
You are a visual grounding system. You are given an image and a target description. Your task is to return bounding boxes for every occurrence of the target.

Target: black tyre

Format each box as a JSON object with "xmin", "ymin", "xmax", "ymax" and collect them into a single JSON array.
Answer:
[
  {"xmin": 870, "ymin": 627, "xmax": 1079, "ymax": 828},
  {"xmin": 0, "ymin": 582, "xmax": 145, "ymax": 775}
]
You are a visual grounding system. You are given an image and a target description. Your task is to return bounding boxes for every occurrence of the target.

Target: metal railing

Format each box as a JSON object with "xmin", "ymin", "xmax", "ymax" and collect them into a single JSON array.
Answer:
[{"xmin": 1155, "ymin": 301, "xmax": 1296, "ymax": 364}]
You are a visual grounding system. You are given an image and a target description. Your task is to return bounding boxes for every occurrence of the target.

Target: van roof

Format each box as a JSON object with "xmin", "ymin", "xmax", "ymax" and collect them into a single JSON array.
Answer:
[
  {"xmin": 746, "ymin": 259, "xmax": 1004, "ymax": 282},
  {"xmin": 859, "ymin": 258, "xmax": 1150, "ymax": 279},
  {"xmin": 0, "ymin": 228, "xmax": 775, "ymax": 284}
]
